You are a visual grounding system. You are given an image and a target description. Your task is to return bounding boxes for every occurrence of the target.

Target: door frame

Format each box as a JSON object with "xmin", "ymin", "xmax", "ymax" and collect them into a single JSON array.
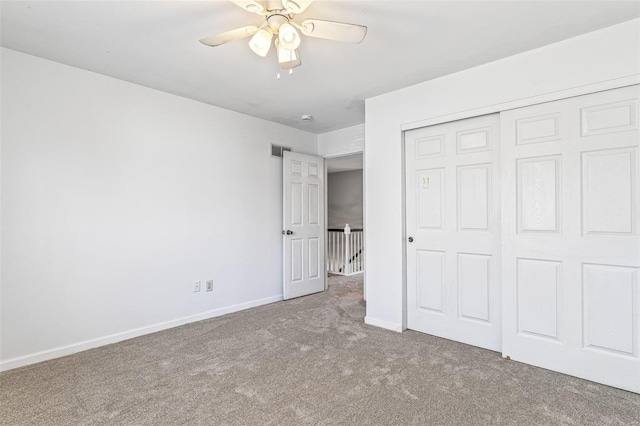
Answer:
[
  {"xmin": 400, "ymin": 75, "xmax": 640, "ymax": 331},
  {"xmin": 323, "ymin": 151, "xmax": 366, "ymax": 298}
]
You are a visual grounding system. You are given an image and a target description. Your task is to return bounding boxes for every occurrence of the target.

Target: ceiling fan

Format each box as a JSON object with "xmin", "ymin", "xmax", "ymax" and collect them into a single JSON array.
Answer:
[{"xmin": 200, "ymin": 0, "xmax": 367, "ymax": 75}]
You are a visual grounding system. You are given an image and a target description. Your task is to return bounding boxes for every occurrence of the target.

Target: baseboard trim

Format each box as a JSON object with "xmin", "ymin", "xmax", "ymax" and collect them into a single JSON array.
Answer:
[
  {"xmin": 0, "ymin": 294, "xmax": 283, "ymax": 372},
  {"xmin": 364, "ymin": 316, "xmax": 403, "ymax": 332}
]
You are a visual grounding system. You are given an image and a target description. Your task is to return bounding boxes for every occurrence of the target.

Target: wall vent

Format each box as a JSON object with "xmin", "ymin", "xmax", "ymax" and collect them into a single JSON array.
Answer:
[{"xmin": 271, "ymin": 144, "xmax": 292, "ymax": 158}]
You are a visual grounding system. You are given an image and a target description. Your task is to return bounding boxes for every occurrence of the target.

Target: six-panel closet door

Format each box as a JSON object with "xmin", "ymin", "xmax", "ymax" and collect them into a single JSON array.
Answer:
[
  {"xmin": 500, "ymin": 85, "xmax": 639, "ymax": 393},
  {"xmin": 405, "ymin": 114, "xmax": 502, "ymax": 352}
]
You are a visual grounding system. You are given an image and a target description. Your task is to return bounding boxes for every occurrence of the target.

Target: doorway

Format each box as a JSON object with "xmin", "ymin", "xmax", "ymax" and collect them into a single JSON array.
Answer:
[{"xmin": 325, "ymin": 153, "xmax": 364, "ymax": 292}]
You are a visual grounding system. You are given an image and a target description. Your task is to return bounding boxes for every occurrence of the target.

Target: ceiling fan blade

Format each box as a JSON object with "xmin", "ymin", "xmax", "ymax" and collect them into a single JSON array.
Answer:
[
  {"xmin": 296, "ymin": 19, "xmax": 367, "ymax": 43},
  {"xmin": 282, "ymin": 0, "xmax": 313, "ymax": 14},
  {"xmin": 200, "ymin": 26, "xmax": 259, "ymax": 47},
  {"xmin": 229, "ymin": 0, "xmax": 265, "ymax": 15}
]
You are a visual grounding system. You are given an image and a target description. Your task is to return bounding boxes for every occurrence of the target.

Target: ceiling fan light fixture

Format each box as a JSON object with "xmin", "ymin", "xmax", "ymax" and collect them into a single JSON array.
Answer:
[
  {"xmin": 278, "ymin": 23, "xmax": 301, "ymax": 50},
  {"xmin": 202, "ymin": 0, "xmax": 368, "ymax": 74},
  {"xmin": 249, "ymin": 27, "xmax": 273, "ymax": 57}
]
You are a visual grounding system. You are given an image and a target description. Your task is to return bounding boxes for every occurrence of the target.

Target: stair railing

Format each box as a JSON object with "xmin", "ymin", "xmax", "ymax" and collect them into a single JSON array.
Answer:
[{"xmin": 327, "ymin": 224, "xmax": 364, "ymax": 276}]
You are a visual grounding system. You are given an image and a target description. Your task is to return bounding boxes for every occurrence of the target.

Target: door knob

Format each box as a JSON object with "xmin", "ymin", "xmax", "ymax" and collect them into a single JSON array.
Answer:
[
  {"xmin": 408, "ymin": 236, "xmax": 414, "ymax": 242},
  {"xmin": 282, "ymin": 230, "xmax": 293, "ymax": 235}
]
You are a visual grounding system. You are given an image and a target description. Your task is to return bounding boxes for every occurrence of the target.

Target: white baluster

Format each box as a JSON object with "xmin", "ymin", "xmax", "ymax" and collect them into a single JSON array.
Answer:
[
  {"xmin": 329, "ymin": 232, "xmax": 335, "ymax": 272},
  {"xmin": 359, "ymin": 232, "xmax": 362, "ymax": 271},
  {"xmin": 356, "ymin": 232, "xmax": 359, "ymax": 272},
  {"xmin": 358, "ymin": 232, "xmax": 364, "ymax": 271},
  {"xmin": 350, "ymin": 233, "xmax": 353, "ymax": 274},
  {"xmin": 340, "ymin": 226, "xmax": 343, "ymax": 275},
  {"xmin": 352, "ymin": 233, "xmax": 355, "ymax": 272},
  {"xmin": 341, "ymin": 233, "xmax": 345, "ymax": 273},
  {"xmin": 328, "ymin": 232, "xmax": 332, "ymax": 272},
  {"xmin": 344, "ymin": 224, "xmax": 351, "ymax": 275},
  {"xmin": 331, "ymin": 232, "xmax": 335, "ymax": 273},
  {"xmin": 332, "ymin": 231, "xmax": 336, "ymax": 272},
  {"xmin": 336, "ymin": 232, "xmax": 339, "ymax": 273},
  {"xmin": 327, "ymin": 232, "xmax": 331, "ymax": 272},
  {"xmin": 355, "ymin": 232, "xmax": 360, "ymax": 272},
  {"xmin": 359, "ymin": 232, "xmax": 362, "ymax": 272}
]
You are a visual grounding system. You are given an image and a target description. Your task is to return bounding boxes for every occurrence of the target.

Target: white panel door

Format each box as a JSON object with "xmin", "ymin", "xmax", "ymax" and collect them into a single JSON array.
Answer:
[
  {"xmin": 405, "ymin": 114, "xmax": 502, "ymax": 351},
  {"xmin": 501, "ymin": 85, "xmax": 640, "ymax": 393},
  {"xmin": 283, "ymin": 151, "xmax": 325, "ymax": 300}
]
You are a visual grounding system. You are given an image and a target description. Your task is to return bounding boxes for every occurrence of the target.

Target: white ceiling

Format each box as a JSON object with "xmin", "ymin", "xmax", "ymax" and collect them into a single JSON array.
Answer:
[
  {"xmin": 327, "ymin": 153, "xmax": 362, "ymax": 173},
  {"xmin": 2, "ymin": 1, "xmax": 639, "ymax": 134}
]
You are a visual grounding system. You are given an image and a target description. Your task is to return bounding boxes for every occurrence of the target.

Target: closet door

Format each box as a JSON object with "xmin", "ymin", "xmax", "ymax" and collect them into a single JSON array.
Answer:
[
  {"xmin": 405, "ymin": 114, "xmax": 502, "ymax": 351},
  {"xmin": 501, "ymin": 85, "xmax": 640, "ymax": 393}
]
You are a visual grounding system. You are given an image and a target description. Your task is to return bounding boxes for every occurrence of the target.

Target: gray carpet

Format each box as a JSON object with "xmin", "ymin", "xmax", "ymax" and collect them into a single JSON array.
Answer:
[{"xmin": 1, "ymin": 274, "xmax": 639, "ymax": 425}]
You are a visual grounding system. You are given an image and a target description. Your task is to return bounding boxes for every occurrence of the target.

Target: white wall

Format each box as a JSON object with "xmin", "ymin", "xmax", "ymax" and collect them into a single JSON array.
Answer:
[
  {"xmin": 364, "ymin": 19, "xmax": 640, "ymax": 331},
  {"xmin": 328, "ymin": 170, "xmax": 363, "ymax": 229},
  {"xmin": 0, "ymin": 48, "xmax": 317, "ymax": 369},
  {"xmin": 318, "ymin": 124, "xmax": 364, "ymax": 158}
]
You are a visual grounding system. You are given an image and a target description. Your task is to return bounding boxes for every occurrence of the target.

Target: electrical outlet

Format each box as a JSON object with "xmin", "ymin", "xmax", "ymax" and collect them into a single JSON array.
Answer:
[
  {"xmin": 206, "ymin": 280, "xmax": 213, "ymax": 292},
  {"xmin": 193, "ymin": 280, "xmax": 201, "ymax": 292}
]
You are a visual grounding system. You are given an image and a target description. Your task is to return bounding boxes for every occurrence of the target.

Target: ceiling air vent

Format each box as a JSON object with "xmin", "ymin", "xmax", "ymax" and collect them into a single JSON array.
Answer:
[{"xmin": 271, "ymin": 144, "xmax": 292, "ymax": 158}]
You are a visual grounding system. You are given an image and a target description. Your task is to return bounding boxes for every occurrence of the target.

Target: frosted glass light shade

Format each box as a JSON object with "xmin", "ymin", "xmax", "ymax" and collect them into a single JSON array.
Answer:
[
  {"xmin": 249, "ymin": 28, "xmax": 273, "ymax": 57},
  {"xmin": 278, "ymin": 23, "xmax": 300, "ymax": 50},
  {"xmin": 276, "ymin": 39, "xmax": 301, "ymax": 69}
]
